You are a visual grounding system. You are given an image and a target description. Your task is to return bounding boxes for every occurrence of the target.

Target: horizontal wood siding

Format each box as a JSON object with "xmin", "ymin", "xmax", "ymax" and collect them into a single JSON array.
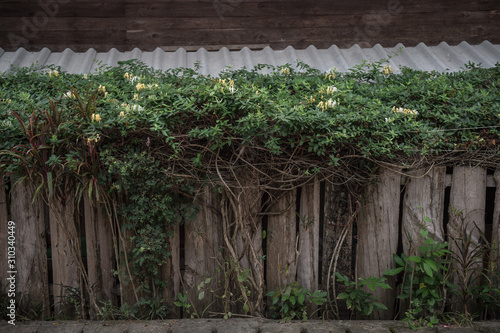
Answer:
[{"xmin": 0, "ymin": 0, "xmax": 498, "ymax": 51}]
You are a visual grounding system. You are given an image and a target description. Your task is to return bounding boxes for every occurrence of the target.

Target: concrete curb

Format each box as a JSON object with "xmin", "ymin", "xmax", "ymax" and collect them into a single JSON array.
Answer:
[{"xmin": 1, "ymin": 319, "xmax": 500, "ymax": 333}]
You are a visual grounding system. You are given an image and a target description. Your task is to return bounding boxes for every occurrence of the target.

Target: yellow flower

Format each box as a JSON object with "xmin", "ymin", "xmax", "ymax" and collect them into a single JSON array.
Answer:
[
  {"xmin": 119, "ymin": 111, "xmax": 125, "ymax": 117},
  {"xmin": 382, "ymin": 65, "xmax": 393, "ymax": 75},
  {"xmin": 281, "ymin": 68, "xmax": 290, "ymax": 75},
  {"xmin": 136, "ymin": 83, "xmax": 146, "ymax": 91},
  {"xmin": 83, "ymin": 74, "xmax": 88, "ymax": 79},
  {"xmin": 91, "ymin": 114, "xmax": 101, "ymax": 122},
  {"xmin": 133, "ymin": 94, "xmax": 139, "ymax": 101},
  {"xmin": 98, "ymin": 85, "xmax": 106, "ymax": 93}
]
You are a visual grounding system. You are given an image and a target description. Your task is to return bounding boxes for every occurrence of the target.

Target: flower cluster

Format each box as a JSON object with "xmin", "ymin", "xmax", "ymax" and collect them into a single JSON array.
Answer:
[
  {"xmin": 382, "ymin": 65, "xmax": 394, "ymax": 75},
  {"xmin": 392, "ymin": 106, "xmax": 419, "ymax": 116},
  {"xmin": 317, "ymin": 99, "xmax": 337, "ymax": 111},
  {"xmin": 324, "ymin": 68, "xmax": 336, "ymax": 80},
  {"xmin": 0, "ymin": 98, "xmax": 12, "ymax": 104},
  {"xmin": 136, "ymin": 82, "xmax": 159, "ymax": 91},
  {"xmin": 281, "ymin": 67, "xmax": 290, "ymax": 75},
  {"xmin": 124, "ymin": 72, "xmax": 140, "ymax": 83},
  {"xmin": 91, "ymin": 114, "xmax": 102, "ymax": 122},
  {"xmin": 120, "ymin": 103, "xmax": 144, "ymax": 113},
  {"xmin": 86, "ymin": 133, "xmax": 101, "ymax": 145},
  {"xmin": 215, "ymin": 78, "xmax": 236, "ymax": 93},
  {"xmin": 63, "ymin": 91, "xmax": 75, "ymax": 99},
  {"xmin": 48, "ymin": 70, "xmax": 59, "ymax": 77}
]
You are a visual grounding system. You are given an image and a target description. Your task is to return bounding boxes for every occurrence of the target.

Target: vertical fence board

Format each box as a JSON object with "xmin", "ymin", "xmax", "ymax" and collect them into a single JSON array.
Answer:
[
  {"xmin": 402, "ymin": 166, "xmax": 446, "ymax": 251},
  {"xmin": 322, "ymin": 179, "xmax": 352, "ymax": 318},
  {"xmin": 357, "ymin": 167, "xmax": 400, "ymax": 319},
  {"xmin": 119, "ymin": 226, "xmax": 139, "ymax": 306},
  {"xmin": 297, "ymin": 179, "xmax": 320, "ymax": 291},
  {"xmin": 162, "ymin": 223, "xmax": 181, "ymax": 318},
  {"xmin": 0, "ymin": 172, "xmax": 8, "ymax": 291},
  {"xmin": 449, "ymin": 166, "xmax": 487, "ymax": 313},
  {"xmin": 493, "ymin": 169, "xmax": 500, "ymax": 270},
  {"xmin": 184, "ymin": 187, "xmax": 223, "ymax": 316},
  {"xmin": 49, "ymin": 192, "xmax": 81, "ymax": 316},
  {"xmin": 235, "ymin": 185, "xmax": 264, "ymax": 312},
  {"xmin": 11, "ymin": 180, "xmax": 50, "ymax": 318},
  {"xmin": 84, "ymin": 195, "xmax": 116, "ymax": 318},
  {"xmin": 266, "ymin": 190, "xmax": 298, "ymax": 291}
]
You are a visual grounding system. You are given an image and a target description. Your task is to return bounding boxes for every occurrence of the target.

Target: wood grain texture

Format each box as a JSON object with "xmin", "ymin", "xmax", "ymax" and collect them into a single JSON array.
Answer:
[
  {"xmin": 84, "ymin": 194, "xmax": 116, "ymax": 319},
  {"xmin": 448, "ymin": 166, "xmax": 487, "ymax": 313},
  {"xmin": 322, "ymin": 178, "xmax": 352, "ymax": 319},
  {"xmin": 356, "ymin": 167, "xmax": 400, "ymax": 319},
  {"xmin": 493, "ymin": 169, "xmax": 500, "ymax": 271},
  {"xmin": 402, "ymin": 166, "xmax": 446, "ymax": 253},
  {"xmin": 266, "ymin": 190, "xmax": 298, "ymax": 291},
  {"xmin": 162, "ymin": 223, "xmax": 181, "ymax": 318},
  {"xmin": 0, "ymin": 1, "xmax": 498, "ymax": 51},
  {"xmin": 11, "ymin": 180, "xmax": 50, "ymax": 318},
  {"xmin": 297, "ymin": 179, "xmax": 320, "ymax": 291},
  {"xmin": 183, "ymin": 187, "xmax": 224, "ymax": 316},
  {"xmin": 49, "ymin": 191, "xmax": 81, "ymax": 317}
]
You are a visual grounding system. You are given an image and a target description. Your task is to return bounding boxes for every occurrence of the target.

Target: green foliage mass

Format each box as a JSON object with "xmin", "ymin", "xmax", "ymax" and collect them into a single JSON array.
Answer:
[{"xmin": 1, "ymin": 59, "xmax": 499, "ymax": 170}]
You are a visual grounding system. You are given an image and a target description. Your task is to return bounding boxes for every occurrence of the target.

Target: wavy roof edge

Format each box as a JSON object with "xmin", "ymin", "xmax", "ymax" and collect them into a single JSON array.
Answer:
[{"xmin": 0, "ymin": 41, "xmax": 499, "ymax": 76}]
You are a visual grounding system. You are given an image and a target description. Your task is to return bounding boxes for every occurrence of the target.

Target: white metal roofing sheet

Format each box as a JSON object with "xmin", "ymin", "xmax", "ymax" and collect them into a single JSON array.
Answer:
[{"xmin": 0, "ymin": 41, "xmax": 499, "ymax": 75}]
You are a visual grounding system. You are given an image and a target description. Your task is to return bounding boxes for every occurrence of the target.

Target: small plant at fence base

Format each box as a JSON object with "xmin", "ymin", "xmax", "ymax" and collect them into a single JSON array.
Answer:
[
  {"xmin": 384, "ymin": 225, "xmax": 451, "ymax": 328},
  {"xmin": 266, "ymin": 281, "xmax": 327, "ymax": 322},
  {"xmin": 335, "ymin": 273, "xmax": 390, "ymax": 318}
]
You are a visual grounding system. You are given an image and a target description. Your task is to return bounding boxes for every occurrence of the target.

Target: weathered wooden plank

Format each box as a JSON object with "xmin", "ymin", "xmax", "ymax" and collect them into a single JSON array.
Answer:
[
  {"xmin": 297, "ymin": 179, "xmax": 320, "ymax": 291},
  {"xmin": 266, "ymin": 190, "xmax": 298, "ymax": 292},
  {"xmin": 84, "ymin": 194, "xmax": 116, "ymax": 319},
  {"xmin": 183, "ymin": 187, "xmax": 223, "ymax": 317},
  {"xmin": 493, "ymin": 169, "xmax": 500, "ymax": 270},
  {"xmin": 0, "ymin": 172, "xmax": 8, "ymax": 292},
  {"xmin": 448, "ymin": 166, "xmax": 487, "ymax": 314},
  {"xmin": 322, "ymin": 178, "xmax": 352, "ymax": 319},
  {"xmin": 11, "ymin": 179, "xmax": 50, "ymax": 318},
  {"xmin": 235, "ymin": 184, "xmax": 264, "ymax": 308},
  {"xmin": 162, "ymin": 223, "xmax": 181, "ymax": 318},
  {"xmin": 49, "ymin": 191, "xmax": 81, "ymax": 317},
  {"xmin": 491, "ymin": 169, "xmax": 500, "ymax": 269},
  {"xmin": 402, "ymin": 166, "xmax": 446, "ymax": 252},
  {"xmin": 356, "ymin": 167, "xmax": 400, "ymax": 319},
  {"xmin": 118, "ymin": 225, "xmax": 140, "ymax": 306}
]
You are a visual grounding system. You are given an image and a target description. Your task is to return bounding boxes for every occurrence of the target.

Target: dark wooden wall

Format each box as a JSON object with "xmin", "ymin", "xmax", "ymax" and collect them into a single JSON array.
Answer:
[{"xmin": 1, "ymin": 0, "xmax": 499, "ymax": 52}]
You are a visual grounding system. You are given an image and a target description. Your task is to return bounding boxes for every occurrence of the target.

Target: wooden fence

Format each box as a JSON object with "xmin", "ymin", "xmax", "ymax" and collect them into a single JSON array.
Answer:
[{"xmin": 0, "ymin": 165, "xmax": 499, "ymax": 319}]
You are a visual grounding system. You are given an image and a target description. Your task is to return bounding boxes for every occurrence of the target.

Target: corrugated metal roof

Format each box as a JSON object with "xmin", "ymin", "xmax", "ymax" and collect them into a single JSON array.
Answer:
[{"xmin": 0, "ymin": 41, "xmax": 499, "ymax": 76}]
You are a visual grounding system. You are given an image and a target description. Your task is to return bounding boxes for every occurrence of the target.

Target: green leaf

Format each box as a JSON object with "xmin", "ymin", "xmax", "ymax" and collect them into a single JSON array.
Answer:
[
  {"xmin": 408, "ymin": 256, "xmax": 422, "ymax": 263},
  {"xmin": 243, "ymin": 303, "xmax": 250, "ymax": 313},
  {"xmin": 393, "ymin": 254, "xmax": 405, "ymax": 267},
  {"xmin": 198, "ymin": 291, "xmax": 205, "ymax": 300},
  {"xmin": 384, "ymin": 267, "xmax": 404, "ymax": 276}
]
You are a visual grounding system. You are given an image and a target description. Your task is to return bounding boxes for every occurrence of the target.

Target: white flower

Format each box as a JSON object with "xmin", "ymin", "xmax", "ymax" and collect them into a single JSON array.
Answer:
[{"xmin": 63, "ymin": 91, "xmax": 75, "ymax": 99}]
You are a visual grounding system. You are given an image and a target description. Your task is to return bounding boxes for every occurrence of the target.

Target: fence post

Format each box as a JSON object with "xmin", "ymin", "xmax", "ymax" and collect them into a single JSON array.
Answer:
[
  {"xmin": 183, "ymin": 187, "xmax": 224, "ymax": 317},
  {"xmin": 356, "ymin": 167, "xmax": 400, "ymax": 319},
  {"xmin": 322, "ymin": 178, "xmax": 352, "ymax": 319},
  {"xmin": 161, "ymin": 223, "xmax": 181, "ymax": 318},
  {"xmin": 297, "ymin": 179, "xmax": 320, "ymax": 291},
  {"xmin": 84, "ymin": 194, "xmax": 116, "ymax": 319},
  {"xmin": 402, "ymin": 166, "xmax": 446, "ymax": 249},
  {"xmin": 449, "ymin": 166, "xmax": 487, "ymax": 314},
  {"xmin": 266, "ymin": 190, "xmax": 298, "ymax": 292},
  {"xmin": 49, "ymin": 190, "xmax": 82, "ymax": 317},
  {"xmin": 493, "ymin": 169, "xmax": 500, "ymax": 271},
  {"xmin": 11, "ymin": 179, "xmax": 50, "ymax": 318}
]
